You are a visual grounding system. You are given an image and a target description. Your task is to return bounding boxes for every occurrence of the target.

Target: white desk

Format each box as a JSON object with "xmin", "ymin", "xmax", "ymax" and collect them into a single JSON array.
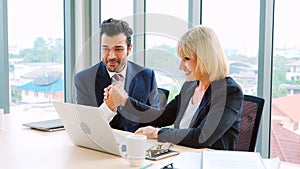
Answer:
[
  {"xmin": 1, "ymin": 111, "xmax": 299, "ymax": 169},
  {"xmin": 0, "ymin": 110, "xmax": 199, "ymax": 169}
]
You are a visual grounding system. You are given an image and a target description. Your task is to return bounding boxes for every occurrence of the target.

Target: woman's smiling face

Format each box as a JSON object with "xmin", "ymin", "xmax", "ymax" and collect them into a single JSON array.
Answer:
[{"xmin": 179, "ymin": 56, "xmax": 199, "ymax": 81}]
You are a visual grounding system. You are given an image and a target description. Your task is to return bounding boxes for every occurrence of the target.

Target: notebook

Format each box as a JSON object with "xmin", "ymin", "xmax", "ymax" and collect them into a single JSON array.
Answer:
[
  {"xmin": 23, "ymin": 119, "xmax": 64, "ymax": 132},
  {"xmin": 52, "ymin": 102, "xmax": 134, "ymax": 156}
]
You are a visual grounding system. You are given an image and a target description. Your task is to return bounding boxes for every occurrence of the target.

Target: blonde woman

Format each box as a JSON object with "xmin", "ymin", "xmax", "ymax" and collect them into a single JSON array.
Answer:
[{"xmin": 105, "ymin": 25, "xmax": 243, "ymax": 150}]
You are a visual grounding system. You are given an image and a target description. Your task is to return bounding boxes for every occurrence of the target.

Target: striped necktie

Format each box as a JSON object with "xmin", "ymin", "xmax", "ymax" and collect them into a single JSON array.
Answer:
[{"xmin": 111, "ymin": 74, "xmax": 123, "ymax": 83}]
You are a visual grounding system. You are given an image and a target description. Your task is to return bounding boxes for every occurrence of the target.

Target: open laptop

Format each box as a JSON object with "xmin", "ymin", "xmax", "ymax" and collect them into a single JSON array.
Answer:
[{"xmin": 52, "ymin": 102, "xmax": 133, "ymax": 156}]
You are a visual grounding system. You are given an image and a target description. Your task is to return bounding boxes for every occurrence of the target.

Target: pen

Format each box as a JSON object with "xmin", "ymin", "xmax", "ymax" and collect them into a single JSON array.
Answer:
[{"xmin": 139, "ymin": 163, "xmax": 153, "ymax": 169}]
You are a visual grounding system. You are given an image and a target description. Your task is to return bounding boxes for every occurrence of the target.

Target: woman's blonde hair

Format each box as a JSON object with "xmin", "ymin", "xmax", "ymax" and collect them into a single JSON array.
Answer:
[{"xmin": 177, "ymin": 25, "xmax": 229, "ymax": 82}]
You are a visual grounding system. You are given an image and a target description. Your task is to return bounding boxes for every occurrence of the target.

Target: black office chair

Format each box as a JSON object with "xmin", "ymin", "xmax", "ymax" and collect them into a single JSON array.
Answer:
[
  {"xmin": 157, "ymin": 88, "xmax": 170, "ymax": 109},
  {"xmin": 235, "ymin": 95, "xmax": 265, "ymax": 152}
]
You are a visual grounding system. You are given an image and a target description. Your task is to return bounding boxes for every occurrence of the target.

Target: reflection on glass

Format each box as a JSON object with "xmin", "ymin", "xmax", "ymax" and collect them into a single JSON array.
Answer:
[
  {"xmin": 101, "ymin": 0, "xmax": 133, "ymax": 23},
  {"xmin": 145, "ymin": 0, "xmax": 188, "ymax": 99},
  {"xmin": 146, "ymin": 0, "xmax": 187, "ymax": 21},
  {"xmin": 8, "ymin": 0, "xmax": 64, "ymax": 114},
  {"xmin": 271, "ymin": 0, "xmax": 300, "ymax": 164},
  {"xmin": 202, "ymin": 0, "xmax": 260, "ymax": 96}
]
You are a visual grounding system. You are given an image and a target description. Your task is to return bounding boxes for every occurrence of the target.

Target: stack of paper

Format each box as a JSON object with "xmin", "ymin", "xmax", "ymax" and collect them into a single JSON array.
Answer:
[
  {"xmin": 172, "ymin": 152, "xmax": 202, "ymax": 169},
  {"xmin": 262, "ymin": 157, "xmax": 281, "ymax": 169},
  {"xmin": 154, "ymin": 150, "xmax": 283, "ymax": 169},
  {"xmin": 202, "ymin": 150, "xmax": 278, "ymax": 169}
]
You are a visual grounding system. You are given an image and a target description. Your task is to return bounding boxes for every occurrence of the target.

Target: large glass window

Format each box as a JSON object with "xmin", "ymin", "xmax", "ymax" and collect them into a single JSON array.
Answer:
[
  {"xmin": 145, "ymin": 0, "xmax": 188, "ymax": 101},
  {"xmin": 202, "ymin": 0, "xmax": 260, "ymax": 96},
  {"xmin": 271, "ymin": 0, "xmax": 300, "ymax": 164},
  {"xmin": 2, "ymin": 0, "xmax": 295, "ymax": 161},
  {"xmin": 8, "ymin": 0, "xmax": 64, "ymax": 114},
  {"xmin": 100, "ymin": 0, "xmax": 133, "ymax": 22}
]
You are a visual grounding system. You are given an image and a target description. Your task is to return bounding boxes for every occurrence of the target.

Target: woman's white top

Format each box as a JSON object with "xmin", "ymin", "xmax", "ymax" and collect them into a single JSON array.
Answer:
[{"xmin": 179, "ymin": 98, "xmax": 201, "ymax": 129}]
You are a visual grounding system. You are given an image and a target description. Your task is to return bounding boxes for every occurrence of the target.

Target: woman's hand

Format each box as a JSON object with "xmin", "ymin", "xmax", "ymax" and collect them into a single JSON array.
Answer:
[
  {"xmin": 104, "ymin": 82, "xmax": 128, "ymax": 111},
  {"xmin": 134, "ymin": 126, "xmax": 160, "ymax": 139}
]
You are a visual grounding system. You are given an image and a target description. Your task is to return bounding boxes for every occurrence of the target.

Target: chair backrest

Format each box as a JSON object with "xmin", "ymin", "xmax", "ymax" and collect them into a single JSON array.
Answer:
[
  {"xmin": 235, "ymin": 95, "xmax": 265, "ymax": 152},
  {"xmin": 157, "ymin": 88, "xmax": 170, "ymax": 109}
]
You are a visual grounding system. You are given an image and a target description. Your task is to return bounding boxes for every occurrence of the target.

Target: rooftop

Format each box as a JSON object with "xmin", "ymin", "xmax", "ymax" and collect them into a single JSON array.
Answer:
[
  {"xmin": 271, "ymin": 123, "xmax": 300, "ymax": 164},
  {"xmin": 272, "ymin": 94, "xmax": 300, "ymax": 122},
  {"xmin": 17, "ymin": 79, "xmax": 63, "ymax": 92}
]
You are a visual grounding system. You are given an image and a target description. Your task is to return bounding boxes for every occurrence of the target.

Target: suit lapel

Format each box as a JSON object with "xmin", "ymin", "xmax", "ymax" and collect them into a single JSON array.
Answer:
[
  {"xmin": 188, "ymin": 85, "xmax": 212, "ymax": 128},
  {"xmin": 95, "ymin": 62, "xmax": 111, "ymax": 106},
  {"xmin": 188, "ymin": 99, "xmax": 210, "ymax": 128},
  {"xmin": 125, "ymin": 62, "xmax": 136, "ymax": 93},
  {"xmin": 174, "ymin": 81, "xmax": 198, "ymax": 128}
]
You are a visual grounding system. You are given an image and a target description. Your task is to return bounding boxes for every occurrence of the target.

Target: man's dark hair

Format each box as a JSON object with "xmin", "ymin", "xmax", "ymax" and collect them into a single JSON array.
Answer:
[{"xmin": 100, "ymin": 18, "xmax": 133, "ymax": 47}]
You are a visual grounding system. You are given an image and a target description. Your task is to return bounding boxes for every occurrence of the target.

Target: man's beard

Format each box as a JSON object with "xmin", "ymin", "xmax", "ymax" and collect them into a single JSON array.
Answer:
[{"xmin": 106, "ymin": 58, "xmax": 126, "ymax": 73}]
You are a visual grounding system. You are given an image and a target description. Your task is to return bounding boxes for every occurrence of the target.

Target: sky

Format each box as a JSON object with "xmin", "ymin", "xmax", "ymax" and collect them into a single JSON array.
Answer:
[
  {"xmin": 8, "ymin": 0, "xmax": 64, "ymax": 49},
  {"xmin": 7, "ymin": 0, "xmax": 300, "ymax": 54},
  {"xmin": 273, "ymin": 0, "xmax": 300, "ymax": 48}
]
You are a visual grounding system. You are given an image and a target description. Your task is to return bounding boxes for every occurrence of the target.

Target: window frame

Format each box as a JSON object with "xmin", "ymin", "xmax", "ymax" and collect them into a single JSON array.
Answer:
[
  {"xmin": 0, "ymin": 0, "xmax": 275, "ymax": 158},
  {"xmin": 0, "ymin": 0, "xmax": 9, "ymax": 114}
]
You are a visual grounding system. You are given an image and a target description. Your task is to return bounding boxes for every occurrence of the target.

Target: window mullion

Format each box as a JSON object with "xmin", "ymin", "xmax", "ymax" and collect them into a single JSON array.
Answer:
[{"xmin": 0, "ymin": 0, "xmax": 9, "ymax": 113}]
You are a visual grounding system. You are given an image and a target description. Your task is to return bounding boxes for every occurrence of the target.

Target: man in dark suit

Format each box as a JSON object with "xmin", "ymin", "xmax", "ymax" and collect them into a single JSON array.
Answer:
[{"xmin": 75, "ymin": 18, "xmax": 160, "ymax": 132}]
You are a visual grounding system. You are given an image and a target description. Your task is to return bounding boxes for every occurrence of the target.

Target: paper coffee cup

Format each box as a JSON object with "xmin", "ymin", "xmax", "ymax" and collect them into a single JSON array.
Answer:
[{"xmin": 126, "ymin": 134, "xmax": 147, "ymax": 166}]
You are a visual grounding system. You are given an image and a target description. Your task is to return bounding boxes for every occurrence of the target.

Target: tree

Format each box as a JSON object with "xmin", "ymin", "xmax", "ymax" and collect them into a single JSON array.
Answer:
[
  {"xmin": 272, "ymin": 55, "xmax": 289, "ymax": 98},
  {"xmin": 146, "ymin": 45, "xmax": 181, "ymax": 77},
  {"xmin": 19, "ymin": 37, "xmax": 64, "ymax": 63}
]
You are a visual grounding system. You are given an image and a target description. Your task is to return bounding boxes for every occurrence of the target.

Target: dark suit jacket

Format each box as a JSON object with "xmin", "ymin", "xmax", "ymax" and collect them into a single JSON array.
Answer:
[
  {"xmin": 75, "ymin": 61, "xmax": 160, "ymax": 132},
  {"xmin": 119, "ymin": 77, "xmax": 243, "ymax": 150}
]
